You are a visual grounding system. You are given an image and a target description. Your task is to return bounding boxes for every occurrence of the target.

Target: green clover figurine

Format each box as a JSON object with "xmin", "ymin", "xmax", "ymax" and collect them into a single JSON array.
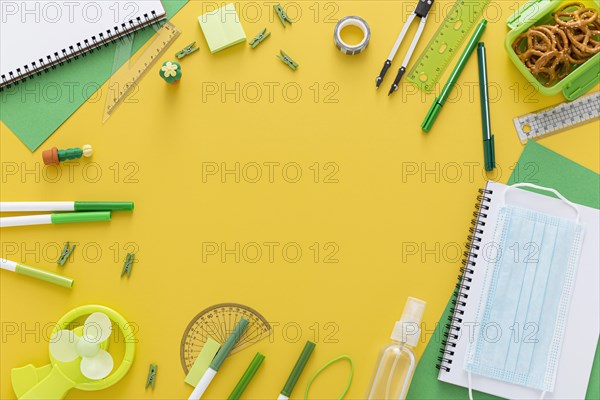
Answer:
[{"xmin": 159, "ymin": 61, "xmax": 182, "ymax": 83}]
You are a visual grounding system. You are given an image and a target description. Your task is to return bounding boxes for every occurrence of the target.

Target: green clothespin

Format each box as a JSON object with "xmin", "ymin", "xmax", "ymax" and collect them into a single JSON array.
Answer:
[
  {"xmin": 57, "ymin": 242, "xmax": 75, "ymax": 266},
  {"xmin": 250, "ymin": 28, "xmax": 270, "ymax": 48},
  {"xmin": 277, "ymin": 50, "xmax": 299, "ymax": 71},
  {"xmin": 146, "ymin": 364, "xmax": 158, "ymax": 390},
  {"xmin": 176, "ymin": 42, "xmax": 199, "ymax": 59},
  {"xmin": 274, "ymin": 4, "xmax": 292, "ymax": 27},
  {"xmin": 121, "ymin": 253, "xmax": 134, "ymax": 277}
]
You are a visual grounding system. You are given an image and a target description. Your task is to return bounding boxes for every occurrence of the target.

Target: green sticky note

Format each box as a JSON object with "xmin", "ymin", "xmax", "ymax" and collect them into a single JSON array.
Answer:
[
  {"xmin": 198, "ymin": 3, "xmax": 246, "ymax": 53},
  {"xmin": 184, "ymin": 338, "xmax": 221, "ymax": 387}
]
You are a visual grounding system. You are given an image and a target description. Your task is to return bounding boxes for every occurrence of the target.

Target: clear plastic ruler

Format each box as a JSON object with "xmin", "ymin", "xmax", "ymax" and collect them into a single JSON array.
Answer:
[{"xmin": 513, "ymin": 91, "xmax": 600, "ymax": 144}]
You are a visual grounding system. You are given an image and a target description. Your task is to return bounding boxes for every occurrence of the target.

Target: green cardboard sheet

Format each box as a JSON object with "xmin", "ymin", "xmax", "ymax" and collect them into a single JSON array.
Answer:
[
  {"xmin": 0, "ymin": 0, "xmax": 188, "ymax": 152},
  {"xmin": 407, "ymin": 141, "xmax": 600, "ymax": 399}
]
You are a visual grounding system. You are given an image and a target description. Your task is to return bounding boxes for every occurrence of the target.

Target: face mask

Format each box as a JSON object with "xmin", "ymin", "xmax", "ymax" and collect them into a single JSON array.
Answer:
[{"xmin": 465, "ymin": 183, "xmax": 584, "ymax": 395}]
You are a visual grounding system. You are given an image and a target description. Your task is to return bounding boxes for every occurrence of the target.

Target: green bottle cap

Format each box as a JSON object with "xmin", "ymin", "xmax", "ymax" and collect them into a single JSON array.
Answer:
[
  {"xmin": 51, "ymin": 211, "xmax": 111, "ymax": 224},
  {"xmin": 74, "ymin": 201, "xmax": 134, "ymax": 211},
  {"xmin": 210, "ymin": 318, "xmax": 249, "ymax": 371},
  {"xmin": 281, "ymin": 341, "xmax": 316, "ymax": 397}
]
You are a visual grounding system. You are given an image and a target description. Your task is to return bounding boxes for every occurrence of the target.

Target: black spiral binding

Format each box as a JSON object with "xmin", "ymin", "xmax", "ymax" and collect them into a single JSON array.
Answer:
[
  {"xmin": 436, "ymin": 186, "xmax": 493, "ymax": 372},
  {"xmin": 0, "ymin": 11, "xmax": 161, "ymax": 91}
]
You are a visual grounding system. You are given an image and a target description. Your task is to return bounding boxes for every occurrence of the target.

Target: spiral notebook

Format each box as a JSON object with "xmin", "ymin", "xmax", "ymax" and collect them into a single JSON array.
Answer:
[
  {"xmin": 0, "ymin": 0, "xmax": 166, "ymax": 88},
  {"xmin": 437, "ymin": 180, "xmax": 599, "ymax": 399}
]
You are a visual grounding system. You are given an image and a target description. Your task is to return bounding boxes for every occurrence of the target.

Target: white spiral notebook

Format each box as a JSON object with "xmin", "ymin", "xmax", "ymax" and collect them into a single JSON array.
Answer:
[
  {"xmin": 0, "ymin": 0, "xmax": 166, "ymax": 88},
  {"xmin": 438, "ymin": 181, "xmax": 599, "ymax": 399}
]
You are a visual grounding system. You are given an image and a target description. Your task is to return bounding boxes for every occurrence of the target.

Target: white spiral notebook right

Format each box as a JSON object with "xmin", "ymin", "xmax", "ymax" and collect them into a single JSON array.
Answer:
[
  {"xmin": 438, "ymin": 181, "xmax": 599, "ymax": 399},
  {"xmin": 0, "ymin": 0, "xmax": 166, "ymax": 88}
]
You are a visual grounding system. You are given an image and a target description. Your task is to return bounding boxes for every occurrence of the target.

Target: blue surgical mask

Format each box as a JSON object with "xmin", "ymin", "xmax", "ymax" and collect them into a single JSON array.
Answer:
[{"xmin": 465, "ymin": 183, "xmax": 584, "ymax": 395}]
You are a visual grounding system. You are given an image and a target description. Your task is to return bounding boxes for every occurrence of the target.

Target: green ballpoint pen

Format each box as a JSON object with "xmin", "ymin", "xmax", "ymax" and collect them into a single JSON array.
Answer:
[
  {"xmin": 422, "ymin": 19, "xmax": 488, "ymax": 133},
  {"xmin": 477, "ymin": 42, "xmax": 496, "ymax": 171}
]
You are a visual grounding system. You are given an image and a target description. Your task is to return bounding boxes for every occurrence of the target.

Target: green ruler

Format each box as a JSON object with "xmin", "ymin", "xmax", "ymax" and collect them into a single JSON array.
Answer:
[{"xmin": 407, "ymin": 0, "xmax": 490, "ymax": 92}]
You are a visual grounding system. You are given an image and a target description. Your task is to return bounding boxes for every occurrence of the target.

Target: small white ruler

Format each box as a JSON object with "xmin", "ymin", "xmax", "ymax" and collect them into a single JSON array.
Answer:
[{"xmin": 513, "ymin": 91, "xmax": 600, "ymax": 144}]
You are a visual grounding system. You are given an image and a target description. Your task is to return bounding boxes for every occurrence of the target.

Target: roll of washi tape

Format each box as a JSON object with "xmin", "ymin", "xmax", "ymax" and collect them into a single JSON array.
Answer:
[{"xmin": 334, "ymin": 16, "xmax": 370, "ymax": 55}]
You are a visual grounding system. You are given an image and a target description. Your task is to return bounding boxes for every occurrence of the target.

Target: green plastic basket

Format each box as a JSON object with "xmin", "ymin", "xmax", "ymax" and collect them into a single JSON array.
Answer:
[{"xmin": 505, "ymin": 0, "xmax": 600, "ymax": 100}]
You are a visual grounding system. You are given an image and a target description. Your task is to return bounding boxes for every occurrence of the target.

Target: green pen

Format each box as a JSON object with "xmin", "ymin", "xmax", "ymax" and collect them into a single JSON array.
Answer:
[
  {"xmin": 477, "ymin": 42, "xmax": 496, "ymax": 171},
  {"xmin": 228, "ymin": 352, "xmax": 265, "ymax": 400},
  {"xmin": 1, "ymin": 258, "xmax": 73, "ymax": 288},
  {"xmin": 0, "ymin": 211, "xmax": 111, "ymax": 228},
  {"xmin": 278, "ymin": 341, "xmax": 316, "ymax": 400},
  {"xmin": 422, "ymin": 19, "xmax": 488, "ymax": 133}
]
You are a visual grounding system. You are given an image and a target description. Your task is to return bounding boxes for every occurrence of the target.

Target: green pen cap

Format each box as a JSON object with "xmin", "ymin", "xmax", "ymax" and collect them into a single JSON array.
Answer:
[
  {"xmin": 228, "ymin": 352, "xmax": 265, "ymax": 400},
  {"xmin": 281, "ymin": 340, "xmax": 316, "ymax": 397},
  {"xmin": 15, "ymin": 263, "xmax": 74, "ymax": 288},
  {"xmin": 74, "ymin": 201, "xmax": 134, "ymax": 211},
  {"xmin": 422, "ymin": 100, "xmax": 443, "ymax": 133},
  {"xmin": 51, "ymin": 211, "xmax": 111, "ymax": 224},
  {"xmin": 210, "ymin": 318, "xmax": 249, "ymax": 371}
]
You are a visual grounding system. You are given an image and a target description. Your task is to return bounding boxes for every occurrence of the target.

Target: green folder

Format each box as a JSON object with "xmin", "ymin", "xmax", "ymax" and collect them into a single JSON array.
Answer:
[
  {"xmin": 0, "ymin": 0, "xmax": 188, "ymax": 152},
  {"xmin": 407, "ymin": 141, "xmax": 600, "ymax": 399}
]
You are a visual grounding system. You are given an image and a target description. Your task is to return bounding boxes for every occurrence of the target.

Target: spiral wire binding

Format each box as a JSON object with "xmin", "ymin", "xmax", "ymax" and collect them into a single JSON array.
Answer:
[
  {"xmin": 436, "ymin": 185, "xmax": 493, "ymax": 372},
  {"xmin": 1, "ymin": 10, "xmax": 163, "ymax": 90}
]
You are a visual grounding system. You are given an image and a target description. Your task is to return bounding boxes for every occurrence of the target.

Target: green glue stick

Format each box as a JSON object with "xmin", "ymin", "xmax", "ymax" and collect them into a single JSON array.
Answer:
[{"xmin": 278, "ymin": 341, "xmax": 316, "ymax": 400}]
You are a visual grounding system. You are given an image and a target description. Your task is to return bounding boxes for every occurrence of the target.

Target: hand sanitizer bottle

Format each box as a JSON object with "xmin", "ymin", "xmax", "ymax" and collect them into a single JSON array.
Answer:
[{"xmin": 366, "ymin": 297, "xmax": 426, "ymax": 400}]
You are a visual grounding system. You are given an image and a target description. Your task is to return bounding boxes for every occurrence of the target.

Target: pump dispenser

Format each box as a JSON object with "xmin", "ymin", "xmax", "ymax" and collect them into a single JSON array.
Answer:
[{"xmin": 366, "ymin": 297, "xmax": 426, "ymax": 399}]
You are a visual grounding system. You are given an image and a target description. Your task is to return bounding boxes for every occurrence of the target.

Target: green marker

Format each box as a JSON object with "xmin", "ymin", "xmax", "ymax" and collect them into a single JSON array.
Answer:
[
  {"xmin": 0, "ymin": 201, "xmax": 134, "ymax": 212},
  {"xmin": 0, "ymin": 211, "xmax": 111, "ymax": 228},
  {"xmin": 189, "ymin": 318, "xmax": 249, "ymax": 399},
  {"xmin": 477, "ymin": 42, "xmax": 496, "ymax": 171},
  {"xmin": 1, "ymin": 258, "xmax": 73, "ymax": 288},
  {"xmin": 278, "ymin": 341, "xmax": 316, "ymax": 400},
  {"xmin": 422, "ymin": 19, "xmax": 488, "ymax": 133},
  {"xmin": 228, "ymin": 353, "xmax": 265, "ymax": 400}
]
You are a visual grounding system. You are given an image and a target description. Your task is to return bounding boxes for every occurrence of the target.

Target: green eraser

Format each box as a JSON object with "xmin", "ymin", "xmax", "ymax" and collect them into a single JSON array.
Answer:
[{"xmin": 184, "ymin": 338, "xmax": 221, "ymax": 387}]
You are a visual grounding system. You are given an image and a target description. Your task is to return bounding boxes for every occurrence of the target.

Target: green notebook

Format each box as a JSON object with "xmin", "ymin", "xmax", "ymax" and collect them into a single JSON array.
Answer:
[{"xmin": 407, "ymin": 141, "xmax": 600, "ymax": 399}]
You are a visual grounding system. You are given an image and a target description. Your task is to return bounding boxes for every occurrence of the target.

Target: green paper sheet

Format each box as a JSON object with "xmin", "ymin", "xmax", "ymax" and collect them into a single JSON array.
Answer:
[
  {"xmin": 407, "ymin": 141, "xmax": 600, "ymax": 399},
  {"xmin": 0, "ymin": 0, "xmax": 188, "ymax": 152},
  {"xmin": 184, "ymin": 338, "xmax": 221, "ymax": 387}
]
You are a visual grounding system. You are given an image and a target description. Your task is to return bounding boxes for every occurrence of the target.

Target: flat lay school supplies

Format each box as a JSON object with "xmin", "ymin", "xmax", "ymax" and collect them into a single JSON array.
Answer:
[
  {"xmin": 422, "ymin": 19, "xmax": 488, "ymax": 132},
  {"xmin": 438, "ymin": 181, "xmax": 599, "ymax": 399},
  {"xmin": 407, "ymin": 141, "xmax": 600, "ymax": 400},
  {"xmin": 1, "ymin": 258, "xmax": 73, "ymax": 288},
  {"xmin": 477, "ymin": 43, "xmax": 496, "ymax": 171},
  {"xmin": 198, "ymin": 3, "xmax": 247, "ymax": 54},
  {"xmin": 11, "ymin": 305, "xmax": 135, "ymax": 399},
  {"xmin": 407, "ymin": 0, "xmax": 491, "ymax": 92},
  {"xmin": 513, "ymin": 90, "xmax": 600, "ymax": 143},
  {"xmin": 0, "ymin": 1, "xmax": 166, "ymax": 89},
  {"xmin": 367, "ymin": 297, "xmax": 426, "ymax": 399},
  {"xmin": 0, "ymin": 201, "xmax": 134, "ymax": 212},
  {"xmin": 1, "ymin": 211, "xmax": 111, "ymax": 228},
  {"xmin": 505, "ymin": 0, "xmax": 600, "ymax": 100},
  {"xmin": 377, "ymin": 0, "xmax": 436, "ymax": 95},
  {"xmin": 278, "ymin": 341, "xmax": 316, "ymax": 400},
  {"xmin": 104, "ymin": 21, "xmax": 181, "ymax": 122},
  {"xmin": 180, "ymin": 303, "xmax": 272, "ymax": 375},
  {"xmin": 0, "ymin": 0, "xmax": 188, "ymax": 151},
  {"xmin": 189, "ymin": 318, "xmax": 249, "ymax": 399}
]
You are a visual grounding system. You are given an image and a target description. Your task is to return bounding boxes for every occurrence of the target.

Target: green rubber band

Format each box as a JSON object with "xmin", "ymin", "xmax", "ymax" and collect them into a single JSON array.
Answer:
[{"xmin": 303, "ymin": 355, "xmax": 354, "ymax": 400}]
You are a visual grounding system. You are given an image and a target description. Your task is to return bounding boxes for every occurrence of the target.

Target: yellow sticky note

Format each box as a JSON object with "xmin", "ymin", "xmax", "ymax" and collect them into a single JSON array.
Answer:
[
  {"xmin": 184, "ymin": 338, "xmax": 221, "ymax": 386},
  {"xmin": 198, "ymin": 3, "xmax": 246, "ymax": 53}
]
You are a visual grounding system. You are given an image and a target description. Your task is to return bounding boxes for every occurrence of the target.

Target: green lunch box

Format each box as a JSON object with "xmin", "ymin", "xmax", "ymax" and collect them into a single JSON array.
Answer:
[{"xmin": 505, "ymin": 0, "xmax": 600, "ymax": 100}]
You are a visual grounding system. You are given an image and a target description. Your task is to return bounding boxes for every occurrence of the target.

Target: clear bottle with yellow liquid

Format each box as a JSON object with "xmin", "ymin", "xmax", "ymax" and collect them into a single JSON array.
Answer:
[{"xmin": 366, "ymin": 297, "xmax": 426, "ymax": 400}]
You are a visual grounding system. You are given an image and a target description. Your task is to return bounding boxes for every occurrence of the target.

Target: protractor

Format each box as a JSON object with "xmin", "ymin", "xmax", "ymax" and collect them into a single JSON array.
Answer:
[{"xmin": 180, "ymin": 303, "xmax": 271, "ymax": 374}]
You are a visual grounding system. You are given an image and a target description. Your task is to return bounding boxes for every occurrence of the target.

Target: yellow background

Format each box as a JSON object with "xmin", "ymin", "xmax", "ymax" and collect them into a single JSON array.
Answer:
[{"xmin": 1, "ymin": 1, "xmax": 599, "ymax": 399}]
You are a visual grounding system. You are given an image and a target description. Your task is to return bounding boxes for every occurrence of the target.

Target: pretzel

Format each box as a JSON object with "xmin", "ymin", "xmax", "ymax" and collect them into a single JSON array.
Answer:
[{"xmin": 512, "ymin": 3, "xmax": 599, "ymax": 87}]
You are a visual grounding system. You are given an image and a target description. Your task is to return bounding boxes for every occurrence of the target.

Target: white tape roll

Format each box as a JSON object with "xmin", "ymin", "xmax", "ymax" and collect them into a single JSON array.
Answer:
[{"xmin": 334, "ymin": 16, "xmax": 370, "ymax": 55}]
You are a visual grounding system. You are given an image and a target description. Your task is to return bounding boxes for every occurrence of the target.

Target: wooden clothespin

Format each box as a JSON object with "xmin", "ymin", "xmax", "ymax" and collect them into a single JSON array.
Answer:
[
  {"xmin": 277, "ymin": 50, "xmax": 299, "ymax": 71},
  {"xmin": 175, "ymin": 42, "xmax": 199, "ymax": 59},
  {"xmin": 274, "ymin": 4, "xmax": 292, "ymax": 27},
  {"xmin": 146, "ymin": 364, "xmax": 158, "ymax": 390},
  {"xmin": 250, "ymin": 28, "xmax": 270, "ymax": 48},
  {"xmin": 57, "ymin": 242, "xmax": 75, "ymax": 266},
  {"xmin": 121, "ymin": 253, "xmax": 135, "ymax": 277}
]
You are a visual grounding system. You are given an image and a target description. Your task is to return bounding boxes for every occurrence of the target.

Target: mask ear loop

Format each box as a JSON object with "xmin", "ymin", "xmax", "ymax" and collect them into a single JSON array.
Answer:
[
  {"xmin": 503, "ymin": 183, "xmax": 581, "ymax": 223},
  {"xmin": 303, "ymin": 355, "xmax": 354, "ymax": 400}
]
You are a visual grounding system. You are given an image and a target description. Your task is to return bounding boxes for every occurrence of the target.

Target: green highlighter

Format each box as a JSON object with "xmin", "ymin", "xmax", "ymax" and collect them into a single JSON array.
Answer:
[
  {"xmin": 422, "ymin": 19, "xmax": 488, "ymax": 133},
  {"xmin": 278, "ymin": 341, "xmax": 316, "ymax": 400},
  {"xmin": 228, "ymin": 352, "xmax": 265, "ymax": 400}
]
